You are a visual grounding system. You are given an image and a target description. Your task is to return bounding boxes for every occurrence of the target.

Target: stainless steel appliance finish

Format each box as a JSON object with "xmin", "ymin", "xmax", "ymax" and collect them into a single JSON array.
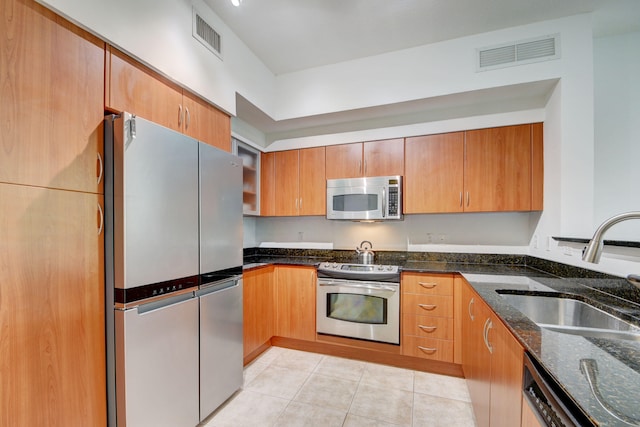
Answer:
[
  {"xmin": 115, "ymin": 292, "xmax": 199, "ymax": 427},
  {"xmin": 197, "ymin": 278, "xmax": 243, "ymax": 420},
  {"xmin": 326, "ymin": 175, "xmax": 402, "ymax": 220},
  {"xmin": 355, "ymin": 240, "xmax": 375, "ymax": 264},
  {"xmin": 317, "ymin": 263, "xmax": 400, "ymax": 344},
  {"xmin": 198, "ymin": 142, "xmax": 244, "ymax": 421}
]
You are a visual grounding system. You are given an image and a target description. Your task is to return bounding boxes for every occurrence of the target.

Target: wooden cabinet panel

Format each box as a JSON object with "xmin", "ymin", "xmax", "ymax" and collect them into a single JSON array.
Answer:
[
  {"xmin": 363, "ymin": 138, "xmax": 404, "ymax": 177},
  {"xmin": 402, "ymin": 294, "xmax": 453, "ymax": 317},
  {"xmin": 274, "ymin": 150, "xmax": 300, "ymax": 216},
  {"xmin": 462, "ymin": 280, "xmax": 524, "ymax": 427},
  {"xmin": 326, "ymin": 139, "xmax": 404, "ymax": 179},
  {"xmin": 404, "ymin": 132, "xmax": 464, "ymax": 213},
  {"xmin": 531, "ymin": 122, "xmax": 544, "ymax": 211},
  {"xmin": 402, "ymin": 314, "xmax": 453, "ymax": 339},
  {"xmin": 489, "ymin": 317, "xmax": 524, "ymax": 427},
  {"xmin": 243, "ymin": 266, "xmax": 275, "ymax": 359},
  {"xmin": 274, "ymin": 266, "xmax": 316, "ymax": 341},
  {"xmin": 325, "ymin": 143, "xmax": 363, "ymax": 179},
  {"xmin": 401, "ymin": 272, "xmax": 454, "ymax": 296},
  {"xmin": 108, "ymin": 48, "xmax": 183, "ymax": 132},
  {"xmin": 401, "ymin": 335, "xmax": 453, "ymax": 362},
  {"xmin": 465, "ymin": 124, "xmax": 532, "ymax": 212},
  {"xmin": 521, "ymin": 396, "xmax": 545, "ymax": 427},
  {"xmin": 0, "ymin": 0, "xmax": 105, "ymax": 194},
  {"xmin": 299, "ymin": 146, "xmax": 326, "ymax": 215},
  {"xmin": 0, "ymin": 183, "xmax": 106, "ymax": 426},
  {"xmin": 260, "ymin": 152, "xmax": 276, "ymax": 216},
  {"xmin": 182, "ymin": 91, "xmax": 231, "ymax": 152}
]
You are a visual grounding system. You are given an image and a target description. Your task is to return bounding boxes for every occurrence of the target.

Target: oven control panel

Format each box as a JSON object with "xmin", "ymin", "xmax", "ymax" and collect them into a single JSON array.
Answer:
[
  {"xmin": 318, "ymin": 262, "xmax": 399, "ymax": 273},
  {"xmin": 317, "ymin": 262, "xmax": 400, "ymax": 282}
]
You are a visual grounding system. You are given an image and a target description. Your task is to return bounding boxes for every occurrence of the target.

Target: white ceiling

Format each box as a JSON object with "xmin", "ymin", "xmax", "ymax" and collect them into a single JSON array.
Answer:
[{"xmin": 203, "ymin": 0, "xmax": 640, "ymax": 142}]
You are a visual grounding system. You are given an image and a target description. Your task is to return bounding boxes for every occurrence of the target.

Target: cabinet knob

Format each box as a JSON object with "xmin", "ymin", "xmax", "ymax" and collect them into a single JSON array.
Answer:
[
  {"xmin": 97, "ymin": 203, "xmax": 104, "ymax": 235},
  {"xmin": 418, "ymin": 325, "xmax": 437, "ymax": 333},
  {"xmin": 418, "ymin": 346, "xmax": 437, "ymax": 354},
  {"xmin": 418, "ymin": 282, "xmax": 437, "ymax": 289},
  {"xmin": 97, "ymin": 152, "xmax": 104, "ymax": 185},
  {"xmin": 418, "ymin": 304, "xmax": 437, "ymax": 311}
]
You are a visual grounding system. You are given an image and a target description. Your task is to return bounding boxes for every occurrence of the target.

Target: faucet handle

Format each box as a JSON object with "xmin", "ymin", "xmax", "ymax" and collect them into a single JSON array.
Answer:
[{"xmin": 627, "ymin": 274, "xmax": 640, "ymax": 289}]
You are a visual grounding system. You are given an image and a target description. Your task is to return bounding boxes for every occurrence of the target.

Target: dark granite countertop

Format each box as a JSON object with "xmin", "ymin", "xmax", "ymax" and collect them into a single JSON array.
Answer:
[{"xmin": 243, "ymin": 248, "xmax": 640, "ymax": 426}]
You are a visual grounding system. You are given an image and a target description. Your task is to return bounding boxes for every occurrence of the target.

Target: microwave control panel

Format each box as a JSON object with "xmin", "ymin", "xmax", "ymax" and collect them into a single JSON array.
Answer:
[{"xmin": 388, "ymin": 186, "xmax": 399, "ymax": 216}]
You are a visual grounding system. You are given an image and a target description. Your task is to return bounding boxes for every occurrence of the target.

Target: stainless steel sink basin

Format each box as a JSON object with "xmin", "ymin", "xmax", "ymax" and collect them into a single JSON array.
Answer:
[{"xmin": 497, "ymin": 292, "xmax": 640, "ymax": 341}]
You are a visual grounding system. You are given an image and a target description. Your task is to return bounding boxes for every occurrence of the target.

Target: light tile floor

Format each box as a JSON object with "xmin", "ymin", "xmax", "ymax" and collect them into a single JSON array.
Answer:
[{"xmin": 203, "ymin": 347, "xmax": 476, "ymax": 427}]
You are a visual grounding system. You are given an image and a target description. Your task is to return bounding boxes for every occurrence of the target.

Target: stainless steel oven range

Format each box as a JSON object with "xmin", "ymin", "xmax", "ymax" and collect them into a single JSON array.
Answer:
[{"xmin": 316, "ymin": 262, "xmax": 400, "ymax": 345}]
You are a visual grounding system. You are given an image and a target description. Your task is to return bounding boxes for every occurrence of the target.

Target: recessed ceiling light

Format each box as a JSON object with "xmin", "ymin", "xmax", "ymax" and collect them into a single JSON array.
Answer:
[{"xmin": 231, "ymin": 0, "xmax": 242, "ymax": 6}]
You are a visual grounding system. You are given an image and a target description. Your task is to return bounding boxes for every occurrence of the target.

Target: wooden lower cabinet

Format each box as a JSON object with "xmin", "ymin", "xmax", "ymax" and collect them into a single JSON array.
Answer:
[
  {"xmin": 401, "ymin": 273, "xmax": 455, "ymax": 362},
  {"xmin": 274, "ymin": 266, "xmax": 317, "ymax": 341},
  {"xmin": 243, "ymin": 265, "xmax": 275, "ymax": 360},
  {"xmin": 462, "ymin": 279, "xmax": 524, "ymax": 427},
  {"xmin": 0, "ymin": 183, "xmax": 106, "ymax": 426},
  {"xmin": 521, "ymin": 395, "xmax": 545, "ymax": 427}
]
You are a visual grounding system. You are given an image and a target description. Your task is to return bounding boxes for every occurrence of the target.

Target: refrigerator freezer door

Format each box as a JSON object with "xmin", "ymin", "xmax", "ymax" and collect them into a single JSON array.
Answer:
[
  {"xmin": 115, "ymin": 292, "xmax": 199, "ymax": 427},
  {"xmin": 113, "ymin": 112, "xmax": 199, "ymax": 289},
  {"xmin": 197, "ymin": 278, "xmax": 244, "ymax": 420},
  {"xmin": 199, "ymin": 143, "xmax": 243, "ymax": 274}
]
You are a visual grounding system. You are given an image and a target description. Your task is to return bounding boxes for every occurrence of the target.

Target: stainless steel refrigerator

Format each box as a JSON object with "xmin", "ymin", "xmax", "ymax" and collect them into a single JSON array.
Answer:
[{"xmin": 104, "ymin": 112, "xmax": 243, "ymax": 427}]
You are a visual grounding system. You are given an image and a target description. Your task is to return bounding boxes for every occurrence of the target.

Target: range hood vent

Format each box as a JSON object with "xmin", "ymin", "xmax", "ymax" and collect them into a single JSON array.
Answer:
[
  {"xmin": 193, "ymin": 7, "xmax": 222, "ymax": 59},
  {"xmin": 477, "ymin": 34, "xmax": 559, "ymax": 71}
]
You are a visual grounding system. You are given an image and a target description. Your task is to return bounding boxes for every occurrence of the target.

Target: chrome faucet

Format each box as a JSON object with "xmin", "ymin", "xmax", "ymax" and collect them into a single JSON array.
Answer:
[
  {"xmin": 582, "ymin": 211, "xmax": 640, "ymax": 289},
  {"xmin": 582, "ymin": 211, "xmax": 640, "ymax": 263}
]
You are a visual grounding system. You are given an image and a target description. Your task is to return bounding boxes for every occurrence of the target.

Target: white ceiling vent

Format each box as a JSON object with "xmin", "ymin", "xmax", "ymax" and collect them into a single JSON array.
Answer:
[
  {"xmin": 193, "ymin": 7, "xmax": 222, "ymax": 59},
  {"xmin": 477, "ymin": 34, "xmax": 560, "ymax": 72}
]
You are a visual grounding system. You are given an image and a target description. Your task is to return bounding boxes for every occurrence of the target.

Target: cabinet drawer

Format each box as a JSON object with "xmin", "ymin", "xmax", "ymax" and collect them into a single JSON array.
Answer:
[
  {"xmin": 402, "ymin": 314, "xmax": 453, "ymax": 339},
  {"xmin": 402, "ymin": 336, "xmax": 453, "ymax": 362},
  {"xmin": 402, "ymin": 294, "xmax": 453, "ymax": 317},
  {"xmin": 402, "ymin": 273, "xmax": 453, "ymax": 296}
]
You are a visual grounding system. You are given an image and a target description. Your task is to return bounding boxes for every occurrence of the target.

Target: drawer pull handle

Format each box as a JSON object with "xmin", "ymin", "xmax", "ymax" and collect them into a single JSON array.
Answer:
[
  {"xmin": 418, "ymin": 325, "xmax": 437, "ymax": 332},
  {"xmin": 418, "ymin": 346, "xmax": 437, "ymax": 354},
  {"xmin": 418, "ymin": 304, "xmax": 437, "ymax": 311},
  {"xmin": 418, "ymin": 282, "xmax": 437, "ymax": 289}
]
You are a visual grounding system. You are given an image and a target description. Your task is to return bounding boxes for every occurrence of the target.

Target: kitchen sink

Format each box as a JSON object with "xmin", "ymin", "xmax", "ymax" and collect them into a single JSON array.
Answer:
[{"xmin": 497, "ymin": 292, "xmax": 640, "ymax": 341}]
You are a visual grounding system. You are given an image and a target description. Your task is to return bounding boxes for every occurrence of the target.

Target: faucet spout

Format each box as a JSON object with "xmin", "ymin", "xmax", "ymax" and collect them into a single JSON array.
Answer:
[{"xmin": 582, "ymin": 211, "xmax": 640, "ymax": 263}]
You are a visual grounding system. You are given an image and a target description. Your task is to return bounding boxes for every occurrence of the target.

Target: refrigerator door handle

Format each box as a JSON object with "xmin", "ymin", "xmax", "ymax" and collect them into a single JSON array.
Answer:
[
  {"xmin": 136, "ymin": 291, "xmax": 196, "ymax": 315},
  {"xmin": 196, "ymin": 277, "xmax": 241, "ymax": 297}
]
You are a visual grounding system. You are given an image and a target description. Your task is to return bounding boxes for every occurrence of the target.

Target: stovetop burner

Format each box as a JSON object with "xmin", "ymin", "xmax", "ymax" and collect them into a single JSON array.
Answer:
[{"xmin": 317, "ymin": 262, "xmax": 400, "ymax": 282}]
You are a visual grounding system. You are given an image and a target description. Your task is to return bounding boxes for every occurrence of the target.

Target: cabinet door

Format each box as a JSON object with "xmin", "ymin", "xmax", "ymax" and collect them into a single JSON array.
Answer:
[
  {"xmin": 243, "ymin": 266, "xmax": 275, "ymax": 359},
  {"xmin": 261, "ymin": 152, "xmax": 276, "ymax": 216},
  {"xmin": 405, "ymin": 133, "xmax": 464, "ymax": 213},
  {"xmin": 108, "ymin": 48, "xmax": 183, "ymax": 132},
  {"xmin": 488, "ymin": 317, "xmax": 524, "ymax": 427},
  {"xmin": 364, "ymin": 138, "xmax": 404, "ymax": 177},
  {"xmin": 531, "ymin": 122, "xmax": 544, "ymax": 211},
  {"xmin": 0, "ymin": 184, "xmax": 106, "ymax": 426},
  {"xmin": 465, "ymin": 124, "xmax": 532, "ymax": 212},
  {"xmin": 299, "ymin": 146, "xmax": 326, "ymax": 215},
  {"xmin": 325, "ymin": 143, "xmax": 363, "ymax": 179},
  {"xmin": 274, "ymin": 266, "xmax": 316, "ymax": 341},
  {"xmin": 462, "ymin": 283, "xmax": 492, "ymax": 427},
  {"xmin": 0, "ymin": 1, "xmax": 105, "ymax": 194},
  {"xmin": 274, "ymin": 150, "xmax": 300, "ymax": 216},
  {"xmin": 183, "ymin": 91, "xmax": 231, "ymax": 152}
]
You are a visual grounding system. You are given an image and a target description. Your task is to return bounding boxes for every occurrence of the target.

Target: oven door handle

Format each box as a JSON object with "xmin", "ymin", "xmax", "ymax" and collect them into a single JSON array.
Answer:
[{"xmin": 318, "ymin": 281, "xmax": 397, "ymax": 293}]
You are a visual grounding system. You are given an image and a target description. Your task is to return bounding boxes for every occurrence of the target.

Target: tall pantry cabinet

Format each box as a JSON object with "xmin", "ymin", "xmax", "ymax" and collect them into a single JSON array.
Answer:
[{"xmin": 0, "ymin": 1, "xmax": 107, "ymax": 426}]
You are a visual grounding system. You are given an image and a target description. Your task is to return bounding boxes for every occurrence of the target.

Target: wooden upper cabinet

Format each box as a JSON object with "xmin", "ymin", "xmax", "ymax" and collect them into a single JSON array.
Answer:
[
  {"xmin": 0, "ymin": 0, "xmax": 105, "ymax": 194},
  {"xmin": 364, "ymin": 138, "xmax": 405, "ymax": 177},
  {"xmin": 465, "ymin": 124, "xmax": 533, "ymax": 212},
  {"xmin": 326, "ymin": 138, "xmax": 404, "ymax": 179},
  {"xmin": 182, "ymin": 91, "xmax": 231, "ymax": 151},
  {"xmin": 107, "ymin": 48, "xmax": 231, "ymax": 151},
  {"xmin": 274, "ymin": 150, "xmax": 300, "ymax": 216},
  {"xmin": 107, "ymin": 48, "xmax": 183, "ymax": 132},
  {"xmin": 260, "ymin": 152, "xmax": 276, "ymax": 216},
  {"xmin": 405, "ymin": 132, "xmax": 464, "ymax": 213},
  {"xmin": 325, "ymin": 143, "xmax": 363, "ymax": 179},
  {"xmin": 531, "ymin": 122, "xmax": 544, "ymax": 211},
  {"xmin": 299, "ymin": 146, "xmax": 326, "ymax": 215}
]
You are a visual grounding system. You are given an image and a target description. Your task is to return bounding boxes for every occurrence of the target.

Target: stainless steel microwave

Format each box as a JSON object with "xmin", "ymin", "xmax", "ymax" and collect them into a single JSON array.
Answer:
[{"xmin": 326, "ymin": 176, "xmax": 402, "ymax": 220}]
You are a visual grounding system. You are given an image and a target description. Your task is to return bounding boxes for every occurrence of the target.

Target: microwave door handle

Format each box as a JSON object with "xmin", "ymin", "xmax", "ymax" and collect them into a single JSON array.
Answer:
[{"xmin": 382, "ymin": 187, "xmax": 386, "ymax": 218}]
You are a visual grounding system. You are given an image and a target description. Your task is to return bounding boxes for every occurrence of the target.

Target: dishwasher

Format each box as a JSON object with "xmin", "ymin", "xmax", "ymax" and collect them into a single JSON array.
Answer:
[
  {"xmin": 115, "ymin": 290, "xmax": 199, "ymax": 427},
  {"xmin": 197, "ymin": 275, "xmax": 244, "ymax": 421}
]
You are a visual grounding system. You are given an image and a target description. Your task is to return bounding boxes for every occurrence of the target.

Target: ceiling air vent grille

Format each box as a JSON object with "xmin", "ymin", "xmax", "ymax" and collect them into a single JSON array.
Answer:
[
  {"xmin": 193, "ymin": 7, "xmax": 222, "ymax": 59},
  {"xmin": 477, "ymin": 34, "xmax": 559, "ymax": 72}
]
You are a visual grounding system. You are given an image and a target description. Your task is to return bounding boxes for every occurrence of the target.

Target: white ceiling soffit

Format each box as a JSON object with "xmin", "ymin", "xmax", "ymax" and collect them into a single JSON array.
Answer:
[
  {"xmin": 236, "ymin": 80, "xmax": 558, "ymax": 144},
  {"xmin": 204, "ymin": 0, "xmax": 640, "ymax": 75}
]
